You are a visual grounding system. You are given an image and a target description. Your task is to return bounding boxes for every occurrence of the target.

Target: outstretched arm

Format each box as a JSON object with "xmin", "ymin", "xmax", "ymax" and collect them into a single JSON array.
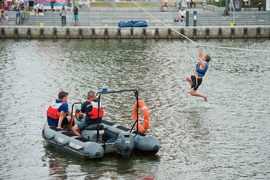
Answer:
[
  {"xmin": 198, "ymin": 44, "xmax": 202, "ymax": 59},
  {"xmin": 198, "ymin": 44, "xmax": 206, "ymax": 69}
]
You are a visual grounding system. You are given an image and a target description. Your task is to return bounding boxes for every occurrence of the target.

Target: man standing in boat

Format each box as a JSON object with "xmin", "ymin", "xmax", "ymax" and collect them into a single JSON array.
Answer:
[
  {"xmin": 186, "ymin": 44, "xmax": 211, "ymax": 102},
  {"xmin": 47, "ymin": 91, "xmax": 71, "ymax": 129},
  {"xmin": 72, "ymin": 91, "xmax": 104, "ymax": 137}
]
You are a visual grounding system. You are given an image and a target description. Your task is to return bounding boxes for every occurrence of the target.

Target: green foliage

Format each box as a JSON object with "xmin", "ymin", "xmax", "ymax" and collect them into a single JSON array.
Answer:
[
  {"xmin": 116, "ymin": 2, "xmax": 151, "ymax": 7},
  {"xmin": 251, "ymin": 0, "xmax": 259, "ymax": 5},
  {"xmin": 206, "ymin": 0, "xmax": 226, "ymax": 7},
  {"xmin": 91, "ymin": 2, "xmax": 111, "ymax": 7}
]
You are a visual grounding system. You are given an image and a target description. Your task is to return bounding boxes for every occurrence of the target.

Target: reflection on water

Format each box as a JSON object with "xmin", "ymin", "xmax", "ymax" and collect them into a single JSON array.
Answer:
[
  {"xmin": 0, "ymin": 38, "xmax": 270, "ymax": 179},
  {"xmin": 43, "ymin": 145, "xmax": 160, "ymax": 179}
]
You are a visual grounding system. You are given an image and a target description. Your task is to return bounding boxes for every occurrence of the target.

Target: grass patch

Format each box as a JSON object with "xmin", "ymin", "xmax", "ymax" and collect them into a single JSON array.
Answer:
[
  {"xmin": 116, "ymin": 2, "xmax": 152, "ymax": 7},
  {"xmin": 91, "ymin": 2, "xmax": 112, "ymax": 7}
]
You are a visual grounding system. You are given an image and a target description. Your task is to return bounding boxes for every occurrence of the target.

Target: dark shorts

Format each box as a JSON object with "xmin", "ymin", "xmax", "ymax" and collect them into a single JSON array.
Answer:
[
  {"xmin": 191, "ymin": 75, "xmax": 202, "ymax": 91},
  {"xmin": 48, "ymin": 116, "xmax": 69, "ymax": 127},
  {"xmin": 77, "ymin": 119, "xmax": 102, "ymax": 130},
  {"xmin": 77, "ymin": 121, "xmax": 96, "ymax": 130},
  {"xmin": 62, "ymin": 116, "xmax": 69, "ymax": 126}
]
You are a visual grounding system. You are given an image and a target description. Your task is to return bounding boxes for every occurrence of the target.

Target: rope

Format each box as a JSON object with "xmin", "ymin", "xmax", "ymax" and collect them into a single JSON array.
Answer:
[
  {"xmin": 131, "ymin": 0, "xmax": 196, "ymax": 45},
  {"xmin": 130, "ymin": 0, "xmax": 270, "ymax": 53}
]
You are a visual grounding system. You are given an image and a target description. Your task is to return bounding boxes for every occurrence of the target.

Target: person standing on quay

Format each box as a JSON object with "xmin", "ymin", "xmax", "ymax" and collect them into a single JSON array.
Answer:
[
  {"xmin": 73, "ymin": 5, "xmax": 80, "ymax": 26},
  {"xmin": 60, "ymin": 6, "xmax": 67, "ymax": 26}
]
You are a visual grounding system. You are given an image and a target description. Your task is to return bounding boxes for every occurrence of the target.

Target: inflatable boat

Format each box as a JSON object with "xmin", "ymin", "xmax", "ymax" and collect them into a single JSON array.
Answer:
[{"xmin": 42, "ymin": 89, "xmax": 160, "ymax": 159}]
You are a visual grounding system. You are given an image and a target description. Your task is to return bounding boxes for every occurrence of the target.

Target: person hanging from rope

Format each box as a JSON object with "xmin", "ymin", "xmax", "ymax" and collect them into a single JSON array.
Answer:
[{"xmin": 186, "ymin": 44, "xmax": 211, "ymax": 102}]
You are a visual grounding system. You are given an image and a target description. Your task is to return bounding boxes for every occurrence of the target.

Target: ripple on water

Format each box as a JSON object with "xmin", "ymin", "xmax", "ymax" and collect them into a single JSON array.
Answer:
[{"xmin": 0, "ymin": 39, "xmax": 270, "ymax": 179}]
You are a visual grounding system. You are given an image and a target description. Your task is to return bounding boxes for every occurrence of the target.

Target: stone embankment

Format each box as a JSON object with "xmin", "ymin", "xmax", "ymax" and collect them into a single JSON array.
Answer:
[{"xmin": 1, "ymin": 26, "xmax": 269, "ymax": 39}]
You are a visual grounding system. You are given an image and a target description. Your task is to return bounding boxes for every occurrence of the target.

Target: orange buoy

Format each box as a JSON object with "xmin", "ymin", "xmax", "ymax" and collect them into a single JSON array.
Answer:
[{"xmin": 133, "ymin": 100, "xmax": 149, "ymax": 134}]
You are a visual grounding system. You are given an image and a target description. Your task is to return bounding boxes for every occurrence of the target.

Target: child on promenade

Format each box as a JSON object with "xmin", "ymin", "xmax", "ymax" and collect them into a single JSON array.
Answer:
[
  {"xmin": 5, "ymin": 13, "xmax": 9, "ymax": 24},
  {"xmin": 16, "ymin": 8, "xmax": 21, "ymax": 24}
]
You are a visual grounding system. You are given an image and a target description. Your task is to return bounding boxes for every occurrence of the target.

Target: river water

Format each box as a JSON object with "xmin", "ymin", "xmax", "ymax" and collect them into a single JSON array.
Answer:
[{"xmin": 0, "ymin": 38, "xmax": 269, "ymax": 180}]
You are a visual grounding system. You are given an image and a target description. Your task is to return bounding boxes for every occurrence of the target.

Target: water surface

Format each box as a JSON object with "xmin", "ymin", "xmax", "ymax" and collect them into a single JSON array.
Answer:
[{"xmin": 0, "ymin": 38, "xmax": 269, "ymax": 179}]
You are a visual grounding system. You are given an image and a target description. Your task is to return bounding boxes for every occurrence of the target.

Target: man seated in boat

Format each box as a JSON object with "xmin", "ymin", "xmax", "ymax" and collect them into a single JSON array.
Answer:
[
  {"xmin": 47, "ymin": 91, "xmax": 71, "ymax": 130},
  {"xmin": 72, "ymin": 91, "xmax": 103, "ymax": 137}
]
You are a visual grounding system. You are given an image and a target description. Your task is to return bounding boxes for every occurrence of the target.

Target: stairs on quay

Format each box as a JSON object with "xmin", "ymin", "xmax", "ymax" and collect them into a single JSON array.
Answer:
[{"xmin": 1, "ymin": 9, "xmax": 269, "ymax": 27}]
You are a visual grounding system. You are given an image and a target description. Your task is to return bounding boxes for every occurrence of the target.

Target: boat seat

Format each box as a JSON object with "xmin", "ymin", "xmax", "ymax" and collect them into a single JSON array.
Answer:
[
  {"xmin": 49, "ymin": 126, "xmax": 64, "ymax": 132},
  {"xmin": 81, "ymin": 124, "xmax": 105, "ymax": 141},
  {"xmin": 85, "ymin": 124, "xmax": 104, "ymax": 130}
]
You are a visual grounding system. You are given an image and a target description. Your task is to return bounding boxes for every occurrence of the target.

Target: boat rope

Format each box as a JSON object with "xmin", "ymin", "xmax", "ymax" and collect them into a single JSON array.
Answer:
[
  {"xmin": 106, "ymin": 137, "xmax": 117, "ymax": 143},
  {"xmin": 131, "ymin": 0, "xmax": 270, "ymax": 53}
]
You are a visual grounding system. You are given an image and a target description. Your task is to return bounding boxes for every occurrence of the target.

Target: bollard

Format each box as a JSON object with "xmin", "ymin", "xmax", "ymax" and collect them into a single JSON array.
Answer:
[
  {"xmin": 244, "ymin": 27, "xmax": 248, "ymax": 38},
  {"xmin": 168, "ymin": 28, "xmax": 171, "ymax": 39},
  {"xmin": 40, "ymin": 28, "xmax": 44, "ymax": 39},
  {"xmin": 79, "ymin": 28, "xmax": 82, "ymax": 39},
  {"xmin": 66, "ymin": 28, "xmax": 70, "ymax": 39},
  {"xmin": 257, "ymin": 27, "xmax": 261, "ymax": 38},
  {"xmin": 27, "ymin": 28, "xmax": 31, "ymax": 39},
  {"xmin": 193, "ymin": 28, "xmax": 197, "ymax": 38},
  {"xmin": 53, "ymin": 27, "xmax": 57, "ymax": 39},
  {"xmin": 180, "ymin": 28, "xmax": 184, "ymax": 39},
  {"xmin": 231, "ymin": 28, "xmax": 235, "ymax": 38},
  {"xmin": 206, "ymin": 28, "xmax": 210, "ymax": 38},
  {"xmin": 15, "ymin": 28, "xmax": 18, "ymax": 38},
  {"xmin": 1, "ymin": 28, "xmax": 5, "ymax": 39},
  {"xmin": 143, "ymin": 28, "xmax": 146, "ymax": 38},
  {"xmin": 27, "ymin": 28, "xmax": 31, "ymax": 35},
  {"xmin": 117, "ymin": 28, "xmax": 121, "ymax": 38},
  {"xmin": 91, "ymin": 28, "xmax": 95, "ymax": 39},
  {"xmin": 186, "ymin": 11, "xmax": 189, "ymax": 27},
  {"xmin": 104, "ymin": 28, "xmax": 108, "ymax": 39},
  {"xmin": 193, "ymin": 11, "xmax": 197, "ymax": 27},
  {"xmin": 155, "ymin": 28, "xmax": 159, "ymax": 39},
  {"xmin": 218, "ymin": 28, "xmax": 222, "ymax": 38},
  {"xmin": 130, "ymin": 28, "xmax": 133, "ymax": 39}
]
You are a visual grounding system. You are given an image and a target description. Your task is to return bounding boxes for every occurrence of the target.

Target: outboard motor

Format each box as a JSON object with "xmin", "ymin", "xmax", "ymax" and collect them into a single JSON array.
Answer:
[{"xmin": 116, "ymin": 132, "xmax": 134, "ymax": 159}]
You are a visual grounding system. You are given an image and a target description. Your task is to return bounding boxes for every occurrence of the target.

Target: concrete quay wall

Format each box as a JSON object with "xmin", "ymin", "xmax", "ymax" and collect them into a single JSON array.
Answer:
[{"xmin": 1, "ymin": 26, "xmax": 270, "ymax": 39}]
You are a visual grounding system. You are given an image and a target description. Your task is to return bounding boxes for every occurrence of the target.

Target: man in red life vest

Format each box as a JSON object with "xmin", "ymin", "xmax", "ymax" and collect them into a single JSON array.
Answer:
[
  {"xmin": 72, "ymin": 91, "xmax": 103, "ymax": 137},
  {"xmin": 47, "ymin": 91, "xmax": 71, "ymax": 129},
  {"xmin": 186, "ymin": 44, "xmax": 211, "ymax": 102}
]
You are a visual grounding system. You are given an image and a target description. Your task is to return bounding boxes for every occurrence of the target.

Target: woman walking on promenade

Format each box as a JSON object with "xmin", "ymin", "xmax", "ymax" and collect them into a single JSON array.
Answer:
[{"xmin": 60, "ymin": 6, "xmax": 67, "ymax": 26}]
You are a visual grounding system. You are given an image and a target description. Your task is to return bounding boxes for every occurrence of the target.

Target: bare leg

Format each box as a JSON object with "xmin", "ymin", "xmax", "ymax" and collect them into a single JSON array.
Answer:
[
  {"xmin": 186, "ymin": 76, "xmax": 193, "ymax": 86},
  {"xmin": 65, "ymin": 116, "xmax": 72, "ymax": 131},
  {"xmin": 190, "ymin": 89, "xmax": 208, "ymax": 102},
  {"xmin": 72, "ymin": 124, "xmax": 82, "ymax": 137}
]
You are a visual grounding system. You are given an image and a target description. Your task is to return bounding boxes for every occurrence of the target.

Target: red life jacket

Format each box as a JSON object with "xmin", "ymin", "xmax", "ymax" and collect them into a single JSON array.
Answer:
[
  {"xmin": 88, "ymin": 99, "xmax": 104, "ymax": 119},
  {"xmin": 47, "ymin": 99, "xmax": 66, "ymax": 120}
]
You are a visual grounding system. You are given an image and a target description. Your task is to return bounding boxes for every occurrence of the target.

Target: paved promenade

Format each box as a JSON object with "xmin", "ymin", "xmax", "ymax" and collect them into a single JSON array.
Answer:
[
  {"xmin": 1, "ymin": 6, "xmax": 269, "ymax": 39},
  {"xmin": 1, "ymin": 6, "xmax": 269, "ymax": 27}
]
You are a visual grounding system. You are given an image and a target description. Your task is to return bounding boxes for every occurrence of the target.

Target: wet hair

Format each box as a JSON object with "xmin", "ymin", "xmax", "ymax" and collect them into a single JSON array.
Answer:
[
  {"xmin": 87, "ymin": 91, "xmax": 96, "ymax": 99},
  {"xmin": 58, "ymin": 91, "xmax": 68, "ymax": 99},
  {"xmin": 205, "ymin": 55, "xmax": 211, "ymax": 62}
]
